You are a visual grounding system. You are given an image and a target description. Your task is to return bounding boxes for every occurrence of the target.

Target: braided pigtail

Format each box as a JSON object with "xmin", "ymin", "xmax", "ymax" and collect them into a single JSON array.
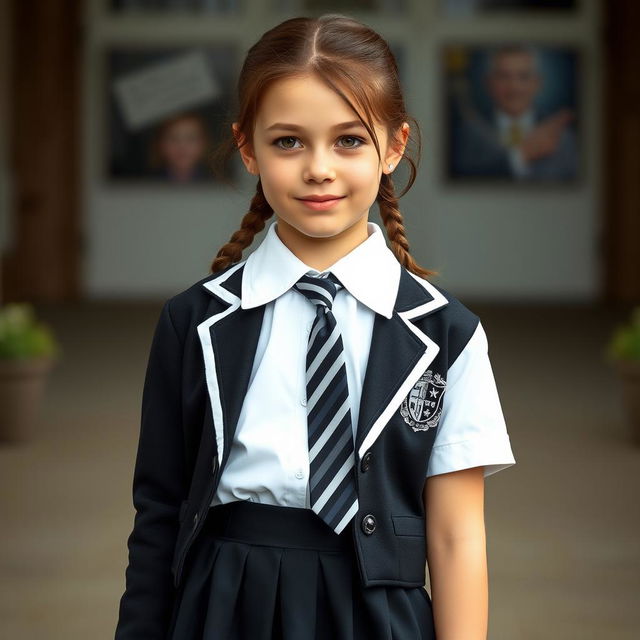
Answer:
[
  {"xmin": 377, "ymin": 173, "xmax": 439, "ymax": 280},
  {"xmin": 210, "ymin": 180, "xmax": 275, "ymax": 273}
]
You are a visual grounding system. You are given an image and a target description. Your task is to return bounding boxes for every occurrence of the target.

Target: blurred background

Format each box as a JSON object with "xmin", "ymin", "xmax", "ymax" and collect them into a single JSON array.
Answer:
[{"xmin": 1, "ymin": 0, "xmax": 639, "ymax": 638}]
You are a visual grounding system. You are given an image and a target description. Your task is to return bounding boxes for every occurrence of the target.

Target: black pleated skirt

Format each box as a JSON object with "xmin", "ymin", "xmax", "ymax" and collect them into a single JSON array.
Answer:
[{"xmin": 168, "ymin": 499, "xmax": 435, "ymax": 640}]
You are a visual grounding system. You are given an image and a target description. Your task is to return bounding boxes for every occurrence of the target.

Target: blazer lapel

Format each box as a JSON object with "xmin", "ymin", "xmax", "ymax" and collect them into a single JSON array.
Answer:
[
  {"xmin": 354, "ymin": 268, "xmax": 449, "ymax": 460},
  {"xmin": 197, "ymin": 262, "xmax": 265, "ymax": 471},
  {"xmin": 197, "ymin": 262, "xmax": 449, "ymax": 473}
]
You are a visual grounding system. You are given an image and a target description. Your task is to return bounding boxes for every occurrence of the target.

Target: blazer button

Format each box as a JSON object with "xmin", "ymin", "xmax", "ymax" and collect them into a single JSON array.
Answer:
[
  {"xmin": 360, "ymin": 450, "xmax": 373, "ymax": 472},
  {"xmin": 361, "ymin": 514, "xmax": 376, "ymax": 535},
  {"xmin": 193, "ymin": 512, "xmax": 199, "ymax": 529}
]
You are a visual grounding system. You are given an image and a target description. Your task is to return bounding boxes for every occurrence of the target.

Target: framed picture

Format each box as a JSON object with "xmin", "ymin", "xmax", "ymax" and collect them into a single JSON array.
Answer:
[
  {"xmin": 274, "ymin": 0, "xmax": 407, "ymax": 14},
  {"xmin": 106, "ymin": 45, "xmax": 238, "ymax": 184},
  {"xmin": 442, "ymin": 43, "xmax": 580, "ymax": 184},
  {"xmin": 110, "ymin": 0, "xmax": 241, "ymax": 13},
  {"xmin": 442, "ymin": 0, "xmax": 577, "ymax": 16}
]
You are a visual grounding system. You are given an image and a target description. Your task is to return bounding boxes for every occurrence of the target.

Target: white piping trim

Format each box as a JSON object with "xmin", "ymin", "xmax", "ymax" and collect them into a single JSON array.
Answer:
[
  {"xmin": 356, "ymin": 272, "xmax": 448, "ymax": 460},
  {"xmin": 197, "ymin": 261, "xmax": 246, "ymax": 466},
  {"xmin": 404, "ymin": 271, "xmax": 449, "ymax": 317}
]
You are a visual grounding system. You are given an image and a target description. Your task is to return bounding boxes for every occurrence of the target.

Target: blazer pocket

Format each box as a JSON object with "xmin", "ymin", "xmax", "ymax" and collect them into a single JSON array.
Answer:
[{"xmin": 392, "ymin": 514, "xmax": 425, "ymax": 537}]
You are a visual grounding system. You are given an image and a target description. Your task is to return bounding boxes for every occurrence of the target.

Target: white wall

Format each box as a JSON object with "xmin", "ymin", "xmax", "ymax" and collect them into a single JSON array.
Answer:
[{"xmin": 82, "ymin": 0, "xmax": 602, "ymax": 301}]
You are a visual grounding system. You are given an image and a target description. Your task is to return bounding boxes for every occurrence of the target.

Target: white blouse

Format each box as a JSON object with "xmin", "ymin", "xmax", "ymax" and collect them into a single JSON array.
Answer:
[{"xmin": 210, "ymin": 220, "xmax": 515, "ymax": 509}]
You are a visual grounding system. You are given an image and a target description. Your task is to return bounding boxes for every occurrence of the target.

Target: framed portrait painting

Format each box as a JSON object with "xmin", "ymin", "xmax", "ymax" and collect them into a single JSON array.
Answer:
[
  {"xmin": 441, "ymin": 0, "xmax": 577, "ymax": 17},
  {"xmin": 106, "ymin": 45, "xmax": 238, "ymax": 185},
  {"xmin": 442, "ymin": 42, "xmax": 580, "ymax": 184}
]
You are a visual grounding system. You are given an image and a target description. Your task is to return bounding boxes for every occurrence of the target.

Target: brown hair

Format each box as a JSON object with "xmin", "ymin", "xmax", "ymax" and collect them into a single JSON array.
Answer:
[{"xmin": 209, "ymin": 13, "xmax": 438, "ymax": 280}]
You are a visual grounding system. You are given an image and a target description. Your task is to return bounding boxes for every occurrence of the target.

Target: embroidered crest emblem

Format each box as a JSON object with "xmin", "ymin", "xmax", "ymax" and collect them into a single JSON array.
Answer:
[{"xmin": 399, "ymin": 370, "xmax": 446, "ymax": 432}]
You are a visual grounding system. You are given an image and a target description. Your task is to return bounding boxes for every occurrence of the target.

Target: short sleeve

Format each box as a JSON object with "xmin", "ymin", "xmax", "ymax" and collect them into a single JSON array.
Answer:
[{"xmin": 426, "ymin": 319, "xmax": 516, "ymax": 478}]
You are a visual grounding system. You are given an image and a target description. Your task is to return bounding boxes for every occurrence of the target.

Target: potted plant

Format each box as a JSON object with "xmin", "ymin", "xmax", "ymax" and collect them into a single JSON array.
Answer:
[
  {"xmin": 0, "ymin": 302, "xmax": 61, "ymax": 443},
  {"xmin": 605, "ymin": 305, "xmax": 640, "ymax": 447}
]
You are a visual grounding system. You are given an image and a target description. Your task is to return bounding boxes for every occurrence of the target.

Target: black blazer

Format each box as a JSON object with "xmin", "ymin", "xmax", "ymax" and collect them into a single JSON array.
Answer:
[{"xmin": 114, "ymin": 260, "xmax": 481, "ymax": 639}]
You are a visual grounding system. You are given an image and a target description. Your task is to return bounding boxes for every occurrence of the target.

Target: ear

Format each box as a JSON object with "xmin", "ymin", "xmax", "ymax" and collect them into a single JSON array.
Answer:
[
  {"xmin": 232, "ymin": 122, "xmax": 260, "ymax": 175},
  {"xmin": 384, "ymin": 122, "xmax": 410, "ymax": 174}
]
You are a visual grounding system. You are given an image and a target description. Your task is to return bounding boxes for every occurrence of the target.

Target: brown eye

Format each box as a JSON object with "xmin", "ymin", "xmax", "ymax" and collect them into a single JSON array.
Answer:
[
  {"xmin": 338, "ymin": 136, "xmax": 364, "ymax": 149},
  {"xmin": 274, "ymin": 136, "xmax": 300, "ymax": 150}
]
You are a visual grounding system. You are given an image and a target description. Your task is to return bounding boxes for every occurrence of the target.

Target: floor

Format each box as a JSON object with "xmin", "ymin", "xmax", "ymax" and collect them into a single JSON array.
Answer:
[{"xmin": 1, "ymin": 299, "xmax": 639, "ymax": 639}]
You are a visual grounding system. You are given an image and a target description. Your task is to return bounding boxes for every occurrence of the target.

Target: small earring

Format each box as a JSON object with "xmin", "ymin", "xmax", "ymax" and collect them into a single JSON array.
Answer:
[{"xmin": 388, "ymin": 163, "xmax": 394, "ymax": 171}]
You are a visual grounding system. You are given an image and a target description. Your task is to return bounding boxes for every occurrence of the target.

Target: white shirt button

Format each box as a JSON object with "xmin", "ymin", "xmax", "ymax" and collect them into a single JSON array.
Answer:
[
  {"xmin": 295, "ymin": 469, "xmax": 304, "ymax": 479},
  {"xmin": 301, "ymin": 396, "xmax": 306, "ymax": 406}
]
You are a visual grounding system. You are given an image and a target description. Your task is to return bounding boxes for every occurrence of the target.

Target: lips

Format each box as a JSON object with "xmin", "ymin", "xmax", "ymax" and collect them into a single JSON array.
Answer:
[
  {"xmin": 296, "ymin": 195, "xmax": 345, "ymax": 211},
  {"xmin": 297, "ymin": 195, "xmax": 345, "ymax": 202}
]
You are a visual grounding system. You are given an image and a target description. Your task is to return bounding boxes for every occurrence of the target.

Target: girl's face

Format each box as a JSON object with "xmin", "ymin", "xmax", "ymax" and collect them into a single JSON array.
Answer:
[
  {"xmin": 235, "ymin": 73, "xmax": 406, "ymax": 248},
  {"xmin": 158, "ymin": 117, "xmax": 207, "ymax": 174}
]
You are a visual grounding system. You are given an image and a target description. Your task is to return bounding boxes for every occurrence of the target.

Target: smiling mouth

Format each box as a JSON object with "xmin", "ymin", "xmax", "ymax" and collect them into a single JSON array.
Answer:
[
  {"xmin": 296, "ymin": 196, "xmax": 345, "ymax": 202},
  {"xmin": 296, "ymin": 195, "xmax": 346, "ymax": 211}
]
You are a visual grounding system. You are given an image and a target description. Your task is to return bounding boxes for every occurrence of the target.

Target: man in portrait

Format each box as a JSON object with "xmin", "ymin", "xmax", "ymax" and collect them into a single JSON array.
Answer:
[{"xmin": 449, "ymin": 44, "xmax": 578, "ymax": 181}]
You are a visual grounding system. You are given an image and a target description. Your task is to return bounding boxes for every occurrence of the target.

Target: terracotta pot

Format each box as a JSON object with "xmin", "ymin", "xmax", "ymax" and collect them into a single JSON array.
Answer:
[
  {"xmin": 0, "ymin": 356, "xmax": 55, "ymax": 443},
  {"xmin": 614, "ymin": 358, "xmax": 640, "ymax": 447}
]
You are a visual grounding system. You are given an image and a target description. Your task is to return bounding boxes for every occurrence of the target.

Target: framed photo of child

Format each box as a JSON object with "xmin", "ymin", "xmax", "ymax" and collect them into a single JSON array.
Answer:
[
  {"xmin": 106, "ymin": 45, "xmax": 238, "ymax": 185},
  {"xmin": 109, "ymin": 0, "xmax": 241, "ymax": 13},
  {"xmin": 442, "ymin": 42, "xmax": 581, "ymax": 184}
]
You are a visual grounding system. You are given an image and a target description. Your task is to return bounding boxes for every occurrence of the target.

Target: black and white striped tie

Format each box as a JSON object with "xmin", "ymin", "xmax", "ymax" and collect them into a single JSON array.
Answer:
[{"xmin": 293, "ymin": 272, "xmax": 359, "ymax": 535}]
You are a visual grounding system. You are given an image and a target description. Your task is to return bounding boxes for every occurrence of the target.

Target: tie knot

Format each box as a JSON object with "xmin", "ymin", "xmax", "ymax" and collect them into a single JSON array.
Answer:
[{"xmin": 293, "ymin": 272, "xmax": 342, "ymax": 311}]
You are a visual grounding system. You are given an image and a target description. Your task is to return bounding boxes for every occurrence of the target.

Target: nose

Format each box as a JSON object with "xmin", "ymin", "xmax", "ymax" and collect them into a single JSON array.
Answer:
[{"xmin": 303, "ymin": 149, "xmax": 336, "ymax": 183}]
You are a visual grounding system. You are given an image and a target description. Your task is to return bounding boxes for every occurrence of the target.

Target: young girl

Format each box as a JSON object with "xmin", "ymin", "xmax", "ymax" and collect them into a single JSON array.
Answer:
[{"xmin": 115, "ymin": 13, "xmax": 516, "ymax": 640}]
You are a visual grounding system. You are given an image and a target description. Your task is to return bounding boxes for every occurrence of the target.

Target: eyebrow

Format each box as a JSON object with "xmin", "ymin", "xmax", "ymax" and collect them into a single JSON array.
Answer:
[{"xmin": 264, "ymin": 120, "xmax": 367, "ymax": 132}]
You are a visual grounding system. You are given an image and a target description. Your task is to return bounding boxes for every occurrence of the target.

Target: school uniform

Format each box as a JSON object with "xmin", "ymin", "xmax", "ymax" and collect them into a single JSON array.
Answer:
[{"xmin": 114, "ymin": 220, "xmax": 516, "ymax": 640}]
